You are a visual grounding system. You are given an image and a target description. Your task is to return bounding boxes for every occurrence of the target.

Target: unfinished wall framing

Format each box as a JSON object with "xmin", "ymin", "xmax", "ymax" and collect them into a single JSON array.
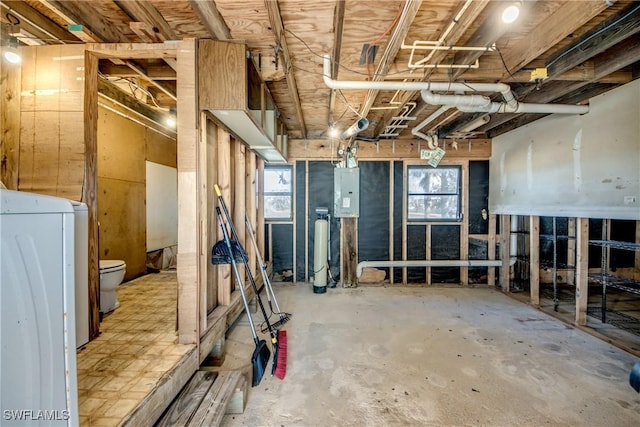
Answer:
[{"xmin": 282, "ymin": 138, "xmax": 496, "ymax": 286}]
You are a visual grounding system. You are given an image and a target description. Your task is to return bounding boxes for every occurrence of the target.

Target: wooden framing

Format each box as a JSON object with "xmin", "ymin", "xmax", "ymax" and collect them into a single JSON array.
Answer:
[
  {"xmin": 499, "ymin": 214, "xmax": 511, "ymax": 292},
  {"xmin": 216, "ymin": 128, "xmax": 232, "ymax": 306},
  {"xmin": 529, "ymin": 216, "xmax": 540, "ymax": 306},
  {"xmin": 0, "ymin": 55, "xmax": 20, "ymax": 190},
  {"xmin": 487, "ymin": 213, "xmax": 497, "ymax": 287},
  {"xmin": 288, "ymin": 139, "xmax": 491, "ymax": 161},
  {"xmin": 575, "ymin": 217, "xmax": 589, "ymax": 326}
]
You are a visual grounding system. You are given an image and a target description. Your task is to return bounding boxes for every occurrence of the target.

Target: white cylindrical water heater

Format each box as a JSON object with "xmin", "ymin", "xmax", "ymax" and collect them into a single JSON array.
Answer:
[{"xmin": 313, "ymin": 218, "xmax": 329, "ymax": 293}]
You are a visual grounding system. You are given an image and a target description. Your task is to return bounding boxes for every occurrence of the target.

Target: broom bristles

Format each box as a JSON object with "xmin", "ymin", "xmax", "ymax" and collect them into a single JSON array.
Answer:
[{"xmin": 274, "ymin": 329, "xmax": 287, "ymax": 380}]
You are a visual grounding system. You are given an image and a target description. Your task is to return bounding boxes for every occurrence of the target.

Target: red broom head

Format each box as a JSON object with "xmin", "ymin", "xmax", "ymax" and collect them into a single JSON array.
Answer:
[{"xmin": 274, "ymin": 329, "xmax": 287, "ymax": 380}]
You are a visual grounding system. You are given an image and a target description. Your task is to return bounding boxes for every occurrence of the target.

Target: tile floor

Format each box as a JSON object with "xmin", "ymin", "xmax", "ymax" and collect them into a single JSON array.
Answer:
[{"xmin": 76, "ymin": 271, "xmax": 194, "ymax": 426}]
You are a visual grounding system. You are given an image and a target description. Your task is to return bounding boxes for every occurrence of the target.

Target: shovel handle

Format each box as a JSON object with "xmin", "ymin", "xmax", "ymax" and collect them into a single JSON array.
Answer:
[{"xmin": 214, "ymin": 184, "xmax": 222, "ymax": 197}]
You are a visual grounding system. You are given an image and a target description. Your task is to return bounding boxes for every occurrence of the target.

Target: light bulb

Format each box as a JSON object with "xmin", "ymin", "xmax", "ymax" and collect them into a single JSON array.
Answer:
[
  {"xmin": 502, "ymin": 4, "xmax": 520, "ymax": 24},
  {"xmin": 328, "ymin": 126, "xmax": 339, "ymax": 138},
  {"xmin": 4, "ymin": 49, "xmax": 21, "ymax": 64},
  {"xmin": 165, "ymin": 116, "xmax": 176, "ymax": 128}
]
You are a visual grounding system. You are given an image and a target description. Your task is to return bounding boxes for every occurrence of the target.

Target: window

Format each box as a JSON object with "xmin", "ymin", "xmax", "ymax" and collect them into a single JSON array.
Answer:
[
  {"xmin": 263, "ymin": 165, "xmax": 293, "ymax": 220},
  {"xmin": 407, "ymin": 166, "xmax": 461, "ymax": 221}
]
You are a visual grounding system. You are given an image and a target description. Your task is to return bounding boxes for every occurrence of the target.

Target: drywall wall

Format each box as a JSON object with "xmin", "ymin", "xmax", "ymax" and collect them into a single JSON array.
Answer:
[
  {"xmin": 490, "ymin": 79, "xmax": 640, "ymax": 220},
  {"xmin": 146, "ymin": 161, "xmax": 178, "ymax": 251}
]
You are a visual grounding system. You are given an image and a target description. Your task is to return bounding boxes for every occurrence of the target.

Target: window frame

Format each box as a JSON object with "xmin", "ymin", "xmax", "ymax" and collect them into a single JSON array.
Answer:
[
  {"xmin": 263, "ymin": 165, "xmax": 293, "ymax": 221},
  {"xmin": 406, "ymin": 165, "xmax": 462, "ymax": 222}
]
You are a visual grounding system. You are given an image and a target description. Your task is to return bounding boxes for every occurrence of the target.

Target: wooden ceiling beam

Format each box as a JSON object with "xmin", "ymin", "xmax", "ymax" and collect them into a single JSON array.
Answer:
[
  {"xmin": 99, "ymin": 63, "xmax": 176, "ymax": 80},
  {"xmin": 114, "ymin": 0, "xmax": 176, "ymax": 41},
  {"xmin": 473, "ymin": 32, "xmax": 640, "ymax": 134},
  {"xmin": 130, "ymin": 22, "xmax": 164, "ymax": 43},
  {"xmin": 1, "ymin": 0, "xmax": 80, "ymax": 43},
  {"xmin": 98, "ymin": 78, "xmax": 172, "ymax": 128},
  {"xmin": 38, "ymin": 0, "xmax": 127, "ymax": 43},
  {"xmin": 124, "ymin": 60, "xmax": 177, "ymax": 101},
  {"xmin": 502, "ymin": 0, "xmax": 613, "ymax": 77},
  {"xmin": 373, "ymin": 0, "xmax": 490, "ymax": 136},
  {"xmin": 265, "ymin": 0, "xmax": 307, "ymax": 138},
  {"xmin": 327, "ymin": 0, "xmax": 346, "ymax": 127},
  {"xmin": 546, "ymin": 2, "xmax": 640, "ymax": 78},
  {"xmin": 359, "ymin": 0, "xmax": 423, "ymax": 119},
  {"xmin": 188, "ymin": 0, "xmax": 231, "ymax": 40}
]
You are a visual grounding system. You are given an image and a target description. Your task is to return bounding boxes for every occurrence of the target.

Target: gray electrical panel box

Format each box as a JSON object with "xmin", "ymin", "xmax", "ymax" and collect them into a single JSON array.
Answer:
[{"xmin": 334, "ymin": 167, "xmax": 360, "ymax": 217}]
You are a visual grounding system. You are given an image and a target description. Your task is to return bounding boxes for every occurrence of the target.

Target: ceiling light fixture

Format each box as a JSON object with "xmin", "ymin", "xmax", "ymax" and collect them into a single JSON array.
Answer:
[
  {"xmin": 3, "ymin": 36, "xmax": 21, "ymax": 64},
  {"xmin": 502, "ymin": 3, "xmax": 520, "ymax": 24},
  {"xmin": 328, "ymin": 125, "xmax": 340, "ymax": 138}
]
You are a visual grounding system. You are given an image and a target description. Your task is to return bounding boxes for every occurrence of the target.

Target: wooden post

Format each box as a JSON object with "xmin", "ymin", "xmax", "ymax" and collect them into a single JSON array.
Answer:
[
  {"xmin": 575, "ymin": 217, "xmax": 589, "ymax": 325},
  {"xmin": 342, "ymin": 217, "xmax": 358, "ymax": 287},
  {"xmin": 216, "ymin": 128, "xmax": 232, "ymax": 306},
  {"xmin": 246, "ymin": 152, "xmax": 257, "ymax": 278},
  {"xmin": 388, "ymin": 160, "xmax": 394, "ymax": 285},
  {"xmin": 500, "ymin": 214, "xmax": 511, "ymax": 292},
  {"xmin": 460, "ymin": 160, "xmax": 470, "ymax": 286},
  {"xmin": 529, "ymin": 216, "xmax": 540, "ymax": 306},
  {"xmin": 567, "ymin": 217, "xmax": 576, "ymax": 285},
  {"xmin": 426, "ymin": 225, "xmax": 432, "ymax": 286},
  {"xmin": 84, "ymin": 50, "xmax": 101, "ymax": 340},
  {"xmin": 176, "ymin": 38, "xmax": 200, "ymax": 344},
  {"xmin": 488, "ymin": 213, "xmax": 497, "ymax": 286},
  {"xmin": 0, "ymin": 50, "xmax": 21, "ymax": 190},
  {"xmin": 257, "ymin": 159, "xmax": 265, "ymax": 264}
]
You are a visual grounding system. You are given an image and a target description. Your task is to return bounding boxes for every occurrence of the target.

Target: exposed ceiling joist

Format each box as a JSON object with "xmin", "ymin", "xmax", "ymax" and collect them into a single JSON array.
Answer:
[
  {"xmin": 373, "ymin": 0, "xmax": 490, "ymax": 136},
  {"xmin": 359, "ymin": 0, "xmax": 423, "ymax": 120},
  {"xmin": 129, "ymin": 21, "xmax": 163, "ymax": 43},
  {"xmin": 125, "ymin": 61, "xmax": 177, "ymax": 101},
  {"xmin": 474, "ymin": 27, "xmax": 640, "ymax": 134},
  {"xmin": 501, "ymin": 0, "xmax": 613, "ymax": 78},
  {"xmin": 1, "ymin": 0, "xmax": 80, "ymax": 43},
  {"xmin": 115, "ymin": 0, "xmax": 176, "ymax": 41},
  {"xmin": 38, "ymin": 0, "xmax": 125, "ymax": 43},
  {"xmin": 327, "ymin": 0, "xmax": 346, "ymax": 126},
  {"xmin": 546, "ymin": 2, "xmax": 640, "ymax": 78},
  {"xmin": 265, "ymin": 0, "xmax": 307, "ymax": 138},
  {"xmin": 188, "ymin": 0, "xmax": 231, "ymax": 40}
]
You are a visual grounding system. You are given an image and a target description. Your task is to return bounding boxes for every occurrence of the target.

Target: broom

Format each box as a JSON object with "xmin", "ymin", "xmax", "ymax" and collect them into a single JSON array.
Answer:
[
  {"xmin": 245, "ymin": 215, "xmax": 289, "ymax": 379},
  {"xmin": 215, "ymin": 185, "xmax": 288, "ymax": 379}
]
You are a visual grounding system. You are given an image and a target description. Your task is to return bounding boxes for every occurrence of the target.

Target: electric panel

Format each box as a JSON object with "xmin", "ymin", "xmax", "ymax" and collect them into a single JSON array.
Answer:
[{"xmin": 334, "ymin": 167, "xmax": 360, "ymax": 217}]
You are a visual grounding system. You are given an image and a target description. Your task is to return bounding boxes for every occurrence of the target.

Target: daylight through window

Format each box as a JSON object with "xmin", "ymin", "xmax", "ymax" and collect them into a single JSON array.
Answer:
[{"xmin": 407, "ymin": 166, "xmax": 461, "ymax": 221}]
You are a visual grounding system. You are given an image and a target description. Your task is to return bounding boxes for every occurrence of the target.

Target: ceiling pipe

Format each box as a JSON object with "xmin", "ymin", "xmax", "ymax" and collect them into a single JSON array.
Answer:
[
  {"xmin": 411, "ymin": 105, "xmax": 451, "ymax": 149},
  {"xmin": 322, "ymin": 54, "xmax": 589, "ymax": 140}
]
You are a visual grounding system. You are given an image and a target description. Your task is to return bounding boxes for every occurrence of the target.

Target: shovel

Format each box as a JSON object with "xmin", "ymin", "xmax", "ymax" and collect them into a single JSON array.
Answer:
[{"xmin": 216, "ymin": 207, "xmax": 270, "ymax": 386}]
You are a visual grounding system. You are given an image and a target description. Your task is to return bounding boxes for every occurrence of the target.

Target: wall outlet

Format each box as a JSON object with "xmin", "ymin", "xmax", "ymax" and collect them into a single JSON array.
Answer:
[{"xmin": 624, "ymin": 196, "xmax": 636, "ymax": 205}]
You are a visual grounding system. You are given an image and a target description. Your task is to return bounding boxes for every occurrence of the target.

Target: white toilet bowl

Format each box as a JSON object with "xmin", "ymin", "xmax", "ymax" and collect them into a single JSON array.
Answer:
[{"xmin": 99, "ymin": 260, "xmax": 126, "ymax": 313}]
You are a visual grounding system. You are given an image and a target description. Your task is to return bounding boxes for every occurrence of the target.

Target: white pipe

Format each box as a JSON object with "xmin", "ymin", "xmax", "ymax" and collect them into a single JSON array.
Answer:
[
  {"xmin": 457, "ymin": 102, "xmax": 589, "ymax": 115},
  {"xmin": 323, "ymin": 55, "xmax": 513, "ymax": 94},
  {"xmin": 422, "ymin": 90, "xmax": 588, "ymax": 115},
  {"xmin": 356, "ymin": 258, "xmax": 517, "ymax": 278},
  {"xmin": 411, "ymin": 105, "xmax": 451, "ymax": 147}
]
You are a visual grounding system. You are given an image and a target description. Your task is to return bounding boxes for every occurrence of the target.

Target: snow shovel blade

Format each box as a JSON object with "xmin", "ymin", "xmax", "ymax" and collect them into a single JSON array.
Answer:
[{"xmin": 251, "ymin": 339, "xmax": 271, "ymax": 387}]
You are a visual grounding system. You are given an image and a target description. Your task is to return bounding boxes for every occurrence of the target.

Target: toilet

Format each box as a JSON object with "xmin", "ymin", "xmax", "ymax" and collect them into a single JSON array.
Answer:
[{"xmin": 99, "ymin": 260, "xmax": 126, "ymax": 313}]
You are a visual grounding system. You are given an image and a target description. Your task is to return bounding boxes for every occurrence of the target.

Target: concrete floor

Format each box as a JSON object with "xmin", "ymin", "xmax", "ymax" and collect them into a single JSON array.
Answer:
[{"xmin": 220, "ymin": 283, "xmax": 640, "ymax": 427}]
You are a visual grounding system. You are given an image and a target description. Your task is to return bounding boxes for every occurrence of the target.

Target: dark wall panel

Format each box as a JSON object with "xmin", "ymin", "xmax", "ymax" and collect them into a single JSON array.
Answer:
[
  {"xmin": 307, "ymin": 161, "xmax": 340, "ymax": 281},
  {"xmin": 393, "ymin": 161, "xmax": 403, "ymax": 283},
  {"xmin": 469, "ymin": 161, "xmax": 489, "ymax": 235},
  {"xmin": 295, "ymin": 161, "xmax": 306, "ymax": 281},
  {"xmin": 407, "ymin": 225, "xmax": 426, "ymax": 283},
  {"xmin": 431, "ymin": 225, "xmax": 460, "ymax": 283},
  {"xmin": 358, "ymin": 162, "xmax": 390, "ymax": 271},
  {"xmin": 271, "ymin": 224, "xmax": 293, "ymax": 274},
  {"xmin": 469, "ymin": 237, "xmax": 488, "ymax": 284}
]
